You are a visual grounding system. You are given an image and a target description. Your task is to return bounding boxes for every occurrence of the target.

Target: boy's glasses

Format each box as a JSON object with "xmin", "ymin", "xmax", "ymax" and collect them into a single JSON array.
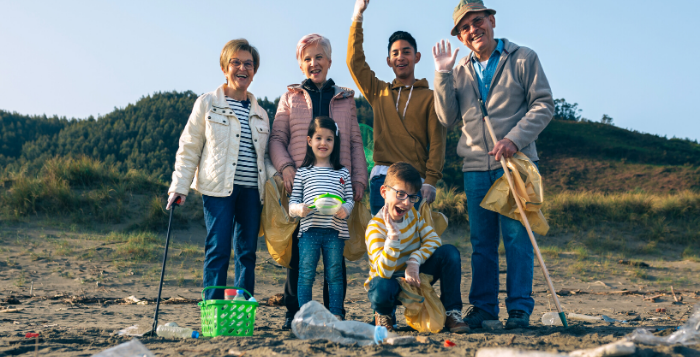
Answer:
[{"xmin": 385, "ymin": 185, "xmax": 421, "ymax": 203}]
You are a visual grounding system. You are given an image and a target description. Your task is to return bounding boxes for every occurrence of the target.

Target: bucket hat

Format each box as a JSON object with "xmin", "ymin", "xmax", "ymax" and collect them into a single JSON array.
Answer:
[{"xmin": 451, "ymin": 0, "xmax": 496, "ymax": 36}]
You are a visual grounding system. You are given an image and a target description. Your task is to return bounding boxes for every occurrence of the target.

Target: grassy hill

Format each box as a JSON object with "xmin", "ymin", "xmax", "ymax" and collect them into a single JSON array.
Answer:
[{"xmin": 2, "ymin": 91, "xmax": 699, "ymax": 194}]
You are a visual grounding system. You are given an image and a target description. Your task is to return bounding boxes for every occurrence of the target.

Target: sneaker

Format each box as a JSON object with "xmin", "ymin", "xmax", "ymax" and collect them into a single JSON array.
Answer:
[
  {"xmin": 445, "ymin": 310, "xmax": 469, "ymax": 333},
  {"xmin": 505, "ymin": 310, "xmax": 530, "ymax": 329},
  {"xmin": 374, "ymin": 312, "xmax": 394, "ymax": 331},
  {"xmin": 463, "ymin": 305, "xmax": 498, "ymax": 329},
  {"xmin": 281, "ymin": 316, "xmax": 293, "ymax": 330}
]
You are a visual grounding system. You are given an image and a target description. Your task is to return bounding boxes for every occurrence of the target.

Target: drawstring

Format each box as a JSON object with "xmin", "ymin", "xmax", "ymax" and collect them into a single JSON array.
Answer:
[{"xmin": 395, "ymin": 85, "xmax": 414, "ymax": 120}]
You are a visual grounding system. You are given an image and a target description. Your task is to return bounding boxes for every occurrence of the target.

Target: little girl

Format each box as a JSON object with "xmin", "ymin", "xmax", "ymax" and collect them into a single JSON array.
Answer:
[{"xmin": 288, "ymin": 116, "xmax": 354, "ymax": 319}]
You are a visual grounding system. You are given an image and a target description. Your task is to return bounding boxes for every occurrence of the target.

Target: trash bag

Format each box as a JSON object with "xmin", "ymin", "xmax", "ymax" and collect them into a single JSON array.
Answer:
[
  {"xmin": 260, "ymin": 175, "xmax": 299, "ymax": 269},
  {"xmin": 359, "ymin": 123, "xmax": 374, "ymax": 174},
  {"xmin": 418, "ymin": 201, "xmax": 448, "ymax": 237},
  {"xmin": 344, "ymin": 202, "xmax": 372, "ymax": 261},
  {"xmin": 479, "ymin": 152, "xmax": 550, "ymax": 235},
  {"xmin": 397, "ymin": 273, "xmax": 446, "ymax": 333}
]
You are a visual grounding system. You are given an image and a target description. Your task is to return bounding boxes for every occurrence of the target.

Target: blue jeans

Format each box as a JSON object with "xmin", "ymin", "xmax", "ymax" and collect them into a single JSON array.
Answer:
[
  {"xmin": 464, "ymin": 165, "xmax": 537, "ymax": 317},
  {"xmin": 297, "ymin": 228, "xmax": 346, "ymax": 316},
  {"xmin": 367, "ymin": 244, "xmax": 463, "ymax": 315},
  {"xmin": 202, "ymin": 186, "xmax": 261, "ymax": 300},
  {"xmin": 369, "ymin": 175, "xmax": 422, "ymax": 216}
]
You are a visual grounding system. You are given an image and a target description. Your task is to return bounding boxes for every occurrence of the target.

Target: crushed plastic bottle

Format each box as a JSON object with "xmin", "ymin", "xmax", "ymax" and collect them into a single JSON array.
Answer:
[
  {"xmin": 541, "ymin": 312, "xmax": 563, "ymax": 326},
  {"xmin": 91, "ymin": 338, "xmax": 155, "ymax": 357},
  {"xmin": 292, "ymin": 301, "xmax": 391, "ymax": 346},
  {"xmin": 628, "ymin": 303, "xmax": 700, "ymax": 346},
  {"xmin": 156, "ymin": 325, "xmax": 199, "ymax": 339}
]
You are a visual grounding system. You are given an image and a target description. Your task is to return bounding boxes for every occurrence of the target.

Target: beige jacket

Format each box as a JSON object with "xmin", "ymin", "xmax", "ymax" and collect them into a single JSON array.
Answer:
[
  {"xmin": 433, "ymin": 39, "xmax": 554, "ymax": 172},
  {"xmin": 168, "ymin": 84, "xmax": 276, "ymax": 203}
]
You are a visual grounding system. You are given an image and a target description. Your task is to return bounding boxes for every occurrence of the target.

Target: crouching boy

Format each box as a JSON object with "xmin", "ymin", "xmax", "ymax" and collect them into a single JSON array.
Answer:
[{"xmin": 365, "ymin": 162, "xmax": 468, "ymax": 333}]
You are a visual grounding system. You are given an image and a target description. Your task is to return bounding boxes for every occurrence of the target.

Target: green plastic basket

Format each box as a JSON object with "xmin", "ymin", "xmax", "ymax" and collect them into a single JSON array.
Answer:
[{"xmin": 198, "ymin": 286, "xmax": 258, "ymax": 337}]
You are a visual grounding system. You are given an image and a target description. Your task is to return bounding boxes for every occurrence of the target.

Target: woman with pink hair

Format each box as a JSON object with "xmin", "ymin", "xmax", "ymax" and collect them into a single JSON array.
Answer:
[{"xmin": 269, "ymin": 33, "xmax": 367, "ymax": 328}]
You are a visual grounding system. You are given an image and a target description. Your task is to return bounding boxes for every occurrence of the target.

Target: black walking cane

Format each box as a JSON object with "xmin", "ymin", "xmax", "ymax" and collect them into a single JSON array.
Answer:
[{"xmin": 145, "ymin": 196, "xmax": 181, "ymax": 336}]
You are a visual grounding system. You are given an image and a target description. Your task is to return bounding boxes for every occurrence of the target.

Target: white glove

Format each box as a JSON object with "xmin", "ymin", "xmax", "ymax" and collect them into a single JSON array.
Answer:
[
  {"xmin": 405, "ymin": 259, "xmax": 421, "ymax": 287},
  {"xmin": 382, "ymin": 206, "xmax": 400, "ymax": 241},
  {"xmin": 432, "ymin": 39, "xmax": 460, "ymax": 72},
  {"xmin": 166, "ymin": 193, "xmax": 186, "ymax": 210},
  {"xmin": 352, "ymin": 0, "xmax": 369, "ymax": 22},
  {"xmin": 289, "ymin": 203, "xmax": 312, "ymax": 218},
  {"xmin": 421, "ymin": 184, "xmax": 437, "ymax": 204}
]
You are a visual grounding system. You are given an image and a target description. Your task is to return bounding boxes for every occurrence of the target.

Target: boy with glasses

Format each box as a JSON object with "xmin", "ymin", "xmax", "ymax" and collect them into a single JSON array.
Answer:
[{"xmin": 365, "ymin": 162, "xmax": 468, "ymax": 333}]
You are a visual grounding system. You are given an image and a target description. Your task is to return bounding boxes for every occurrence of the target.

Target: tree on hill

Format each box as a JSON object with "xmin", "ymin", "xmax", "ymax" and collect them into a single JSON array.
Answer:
[{"xmin": 553, "ymin": 98, "xmax": 582, "ymax": 121}]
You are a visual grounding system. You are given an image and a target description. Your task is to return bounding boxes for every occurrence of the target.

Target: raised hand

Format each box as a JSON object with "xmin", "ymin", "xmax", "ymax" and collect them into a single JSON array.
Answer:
[
  {"xmin": 432, "ymin": 39, "xmax": 460, "ymax": 72},
  {"xmin": 382, "ymin": 206, "xmax": 400, "ymax": 240},
  {"xmin": 352, "ymin": 0, "xmax": 369, "ymax": 22}
]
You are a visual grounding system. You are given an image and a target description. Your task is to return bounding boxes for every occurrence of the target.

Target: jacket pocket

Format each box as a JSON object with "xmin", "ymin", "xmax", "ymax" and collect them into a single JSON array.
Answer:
[
  {"xmin": 204, "ymin": 111, "xmax": 230, "ymax": 145},
  {"xmin": 253, "ymin": 125, "xmax": 269, "ymax": 151}
]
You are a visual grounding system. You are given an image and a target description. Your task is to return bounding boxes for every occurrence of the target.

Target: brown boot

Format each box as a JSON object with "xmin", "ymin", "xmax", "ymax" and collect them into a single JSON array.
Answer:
[
  {"xmin": 374, "ymin": 312, "xmax": 394, "ymax": 331},
  {"xmin": 445, "ymin": 310, "xmax": 470, "ymax": 333}
]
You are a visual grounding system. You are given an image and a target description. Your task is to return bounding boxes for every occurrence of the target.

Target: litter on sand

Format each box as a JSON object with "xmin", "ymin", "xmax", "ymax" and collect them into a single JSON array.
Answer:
[
  {"xmin": 91, "ymin": 338, "xmax": 154, "ymax": 357},
  {"xmin": 115, "ymin": 324, "xmax": 149, "ymax": 337},
  {"xmin": 627, "ymin": 303, "xmax": 700, "ymax": 346},
  {"xmin": 476, "ymin": 340, "xmax": 635, "ymax": 357}
]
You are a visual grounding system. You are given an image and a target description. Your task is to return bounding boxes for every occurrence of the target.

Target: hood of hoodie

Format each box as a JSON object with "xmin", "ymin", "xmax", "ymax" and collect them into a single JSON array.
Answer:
[{"xmin": 390, "ymin": 78, "xmax": 430, "ymax": 90}]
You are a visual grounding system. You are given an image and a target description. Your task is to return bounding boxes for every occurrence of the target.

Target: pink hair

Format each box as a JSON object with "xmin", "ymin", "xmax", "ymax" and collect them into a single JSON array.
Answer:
[{"xmin": 296, "ymin": 34, "xmax": 332, "ymax": 66}]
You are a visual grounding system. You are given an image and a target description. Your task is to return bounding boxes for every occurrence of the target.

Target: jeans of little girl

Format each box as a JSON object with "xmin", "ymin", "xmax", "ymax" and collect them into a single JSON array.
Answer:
[{"xmin": 297, "ymin": 227, "xmax": 346, "ymax": 316}]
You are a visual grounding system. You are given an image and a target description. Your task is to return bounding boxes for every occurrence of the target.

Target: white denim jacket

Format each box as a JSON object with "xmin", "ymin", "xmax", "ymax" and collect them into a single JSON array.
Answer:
[{"xmin": 168, "ymin": 84, "xmax": 276, "ymax": 203}]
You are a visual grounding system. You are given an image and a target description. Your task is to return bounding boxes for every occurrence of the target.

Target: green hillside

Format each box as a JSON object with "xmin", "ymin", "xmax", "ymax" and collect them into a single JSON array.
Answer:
[{"xmin": 1, "ymin": 91, "xmax": 699, "ymax": 194}]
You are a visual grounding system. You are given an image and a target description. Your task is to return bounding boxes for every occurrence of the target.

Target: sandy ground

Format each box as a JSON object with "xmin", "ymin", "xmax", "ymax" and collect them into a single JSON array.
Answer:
[{"xmin": 1, "ymin": 222, "xmax": 699, "ymax": 356}]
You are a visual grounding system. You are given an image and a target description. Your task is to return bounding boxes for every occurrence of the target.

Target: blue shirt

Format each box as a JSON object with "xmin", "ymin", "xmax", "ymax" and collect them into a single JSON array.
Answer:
[{"xmin": 471, "ymin": 39, "xmax": 503, "ymax": 102}]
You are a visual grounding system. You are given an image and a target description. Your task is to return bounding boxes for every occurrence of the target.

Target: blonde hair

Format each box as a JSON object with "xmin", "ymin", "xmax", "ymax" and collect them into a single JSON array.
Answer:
[
  {"xmin": 220, "ymin": 39, "xmax": 260, "ymax": 73},
  {"xmin": 296, "ymin": 34, "xmax": 332, "ymax": 66}
]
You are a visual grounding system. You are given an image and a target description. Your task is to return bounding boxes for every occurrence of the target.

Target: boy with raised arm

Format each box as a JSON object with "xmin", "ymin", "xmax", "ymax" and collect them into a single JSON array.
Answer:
[
  {"xmin": 347, "ymin": 0, "xmax": 446, "ymax": 215},
  {"xmin": 365, "ymin": 162, "xmax": 468, "ymax": 333}
]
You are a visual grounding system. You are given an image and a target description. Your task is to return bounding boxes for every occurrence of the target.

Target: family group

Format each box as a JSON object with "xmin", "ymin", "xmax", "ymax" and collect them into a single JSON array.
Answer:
[{"xmin": 166, "ymin": 0, "xmax": 554, "ymax": 334}]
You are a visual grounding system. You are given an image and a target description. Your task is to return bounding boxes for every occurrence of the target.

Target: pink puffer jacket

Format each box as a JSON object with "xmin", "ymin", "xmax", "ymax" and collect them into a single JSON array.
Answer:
[{"xmin": 269, "ymin": 84, "xmax": 368, "ymax": 188}]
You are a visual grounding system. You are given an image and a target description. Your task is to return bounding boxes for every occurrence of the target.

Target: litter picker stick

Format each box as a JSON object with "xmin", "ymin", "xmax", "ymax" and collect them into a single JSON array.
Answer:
[
  {"xmin": 478, "ymin": 100, "xmax": 568, "ymax": 327},
  {"xmin": 148, "ymin": 196, "xmax": 182, "ymax": 336}
]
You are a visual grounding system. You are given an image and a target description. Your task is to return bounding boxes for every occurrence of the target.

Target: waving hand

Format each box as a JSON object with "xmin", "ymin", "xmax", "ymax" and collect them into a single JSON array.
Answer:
[{"xmin": 432, "ymin": 39, "xmax": 460, "ymax": 72}]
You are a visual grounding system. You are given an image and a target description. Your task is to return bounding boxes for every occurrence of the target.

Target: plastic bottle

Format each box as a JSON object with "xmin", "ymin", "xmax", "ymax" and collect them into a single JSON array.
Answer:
[
  {"xmin": 233, "ymin": 289, "xmax": 247, "ymax": 301},
  {"xmin": 569, "ymin": 313, "xmax": 602, "ymax": 322},
  {"xmin": 224, "ymin": 289, "xmax": 237, "ymax": 300},
  {"xmin": 156, "ymin": 325, "xmax": 199, "ymax": 339},
  {"xmin": 292, "ymin": 301, "xmax": 390, "ymax": 346},
  {"xmin": 541, "ymin": 311, "xmax": 563, "ymax": 326}
]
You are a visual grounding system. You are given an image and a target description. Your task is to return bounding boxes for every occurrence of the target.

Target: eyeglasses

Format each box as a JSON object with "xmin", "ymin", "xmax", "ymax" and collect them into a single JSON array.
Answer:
[
  {"xmin": 386, "ymin": 185, "xmax": 421, "ymax": 203},
  {"xmin": 458, "ymin": 15, "xmax": 487, "ymax": 35},
  {"xmin": 229, "ymin": 58, "xmax": 254, "ymax": 71}
]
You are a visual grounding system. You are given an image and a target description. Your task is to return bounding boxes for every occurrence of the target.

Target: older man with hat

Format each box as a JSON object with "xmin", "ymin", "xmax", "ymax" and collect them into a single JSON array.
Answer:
[{"xmin": 432, "ymin": 0, "xmax": 554, "ymax": 329}]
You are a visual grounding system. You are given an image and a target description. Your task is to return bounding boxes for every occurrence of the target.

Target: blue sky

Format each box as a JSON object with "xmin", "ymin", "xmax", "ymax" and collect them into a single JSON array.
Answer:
[{"xmin": 1, "ymin": 0, "xmax": 699, "ymax": 141}]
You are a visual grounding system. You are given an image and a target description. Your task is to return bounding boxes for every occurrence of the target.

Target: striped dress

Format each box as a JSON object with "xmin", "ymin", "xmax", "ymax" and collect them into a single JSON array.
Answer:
[
  {"xmin": 289, "ymin": 166, "xmax": 354, "ymax": 239},
  {"xmin": 226, "ymin": 97, "xmax": 258, "ymax": 188},
  {"xmin": 364, "ymin": 207, "xmax": 441, "ymax": 289}
]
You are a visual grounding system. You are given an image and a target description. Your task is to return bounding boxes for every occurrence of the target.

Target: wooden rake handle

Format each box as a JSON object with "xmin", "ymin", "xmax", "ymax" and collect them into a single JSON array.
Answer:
[{"xmin": 481, "ymin": 112, "xmax": 566, "ymax": 321}]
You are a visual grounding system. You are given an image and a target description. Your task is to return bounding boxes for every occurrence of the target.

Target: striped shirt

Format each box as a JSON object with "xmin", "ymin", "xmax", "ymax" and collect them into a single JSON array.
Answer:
[
  {"xmin": 290, "ymin": 166, "xmax": 355, "ymax": 239},
  {"xmin": 226, "ymin": 97, "xmax": 258, "ymax": 188},
  {"xmin": 364, "ymin": 207, "xmax": 441, "ymax": 289}
]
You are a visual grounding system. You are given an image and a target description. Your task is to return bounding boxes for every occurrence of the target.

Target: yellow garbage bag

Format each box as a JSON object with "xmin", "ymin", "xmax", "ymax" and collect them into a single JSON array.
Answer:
[
  {"xmin": 479, "ymin": 152, "xmax": 549, "ymax": 235},
  {"xmin": 418, "ymin": 201, "xmax": 448, "ymax": 237},
  {"xmin": 344, "ymin": 202, "xmax": 372, "ymax": 261},
  {"xmin": 260, "ymin": 175, "xmax": 299, "ymax": 268},
  {"xmin": 397, "ymin": 273, "xmax": 446, "ymax": 333}
]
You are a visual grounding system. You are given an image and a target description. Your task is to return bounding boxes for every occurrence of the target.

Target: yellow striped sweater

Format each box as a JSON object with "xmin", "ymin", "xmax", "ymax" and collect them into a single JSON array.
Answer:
[{"xmin": 364, "ymin": 207, "xmax": 441, "ymax": 289}]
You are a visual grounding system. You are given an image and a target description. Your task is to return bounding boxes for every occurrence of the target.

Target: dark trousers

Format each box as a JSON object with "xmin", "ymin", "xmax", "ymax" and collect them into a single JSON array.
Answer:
[
  {"xmin": 367, "ymin": 244, "xmax": 463, "ymax": 315},
  {"xmin": 284, "ymin": 225, "xmax": 347, "ymax": 318}
]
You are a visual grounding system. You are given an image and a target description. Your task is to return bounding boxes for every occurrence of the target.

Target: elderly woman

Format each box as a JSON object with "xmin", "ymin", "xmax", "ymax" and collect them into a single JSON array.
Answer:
[
  {"xmin": 269, "ymin": 33, "xmax": 368, "ymax": 328},
  {"xmin": 167, "ymin": 39, "xmax": 275, "ymax": 300}
]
